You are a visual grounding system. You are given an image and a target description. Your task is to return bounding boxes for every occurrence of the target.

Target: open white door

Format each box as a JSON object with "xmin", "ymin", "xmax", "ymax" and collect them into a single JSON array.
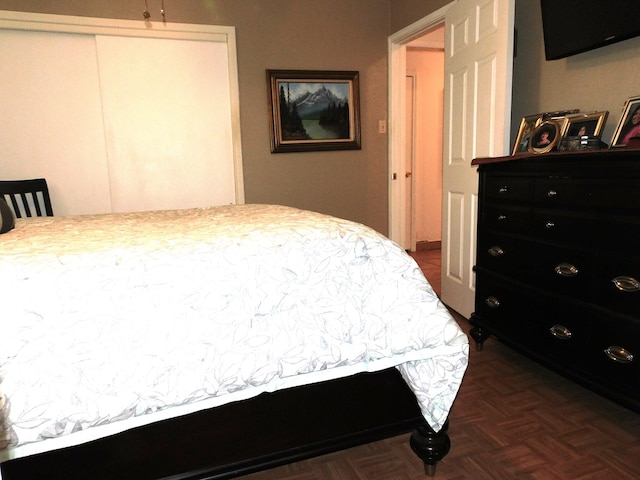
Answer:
[{"xmin": 440, "ymin": 0, "xmax": 515, "ymax": 317}]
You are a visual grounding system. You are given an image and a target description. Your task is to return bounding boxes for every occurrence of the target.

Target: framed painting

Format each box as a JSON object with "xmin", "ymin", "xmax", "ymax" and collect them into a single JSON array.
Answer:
[{"xmin": 267, "ymin": 70, "xmax": 361, "ymax": 153}]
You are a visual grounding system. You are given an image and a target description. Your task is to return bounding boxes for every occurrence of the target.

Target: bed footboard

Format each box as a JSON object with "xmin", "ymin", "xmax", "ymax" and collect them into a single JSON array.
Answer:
[{"xmin": 0, "ymin": 368, "xmax": 453, "ymax": 480}]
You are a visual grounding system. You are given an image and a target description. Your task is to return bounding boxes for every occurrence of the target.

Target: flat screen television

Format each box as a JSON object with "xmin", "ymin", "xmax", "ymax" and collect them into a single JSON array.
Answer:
[{"xmin": 540, "ymin": 0, "xmax": 640, "ymax": 60}]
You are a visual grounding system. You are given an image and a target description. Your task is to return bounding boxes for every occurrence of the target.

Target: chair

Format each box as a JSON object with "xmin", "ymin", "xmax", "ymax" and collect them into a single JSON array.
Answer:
[{"xmin": 0, "ymin": 178, "xmax": 54, "ymax": 218}]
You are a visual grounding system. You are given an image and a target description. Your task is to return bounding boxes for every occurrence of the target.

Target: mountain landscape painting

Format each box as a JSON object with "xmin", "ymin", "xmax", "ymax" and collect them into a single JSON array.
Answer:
[
  {"xmin": 268, "ymin": 70, "xmax": 361, "ymax": 153},
  {"xmin": 278, "ymin": 81, "xmax": 350, "ymax": 140}
]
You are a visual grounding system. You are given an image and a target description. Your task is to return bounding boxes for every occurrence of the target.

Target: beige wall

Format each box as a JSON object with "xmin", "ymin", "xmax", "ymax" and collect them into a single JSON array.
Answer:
[
  {"xmin": 0, "ymin": 0, "xmax": 399, "ymax": 234},
  {"xmin": 6, "ymin": 1, "xmax": 636, "ymax": 234},
  {"xmin": 512, "ymin": 0, "xmax": 640, "ymax": 147},
  {"xmin": 389, "ymin": 0, "xmax": 449, "ymax": 33}
]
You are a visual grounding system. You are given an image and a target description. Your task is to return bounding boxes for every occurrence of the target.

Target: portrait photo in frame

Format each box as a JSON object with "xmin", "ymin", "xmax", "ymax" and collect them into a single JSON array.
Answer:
[
  {"xmin": 564, "ymin": 111, "xmax": 608, "ymax": 138},
  {"xmin": 611, "ymin": 96, "xmax": 640, "ymax": 147},
  {"xmin": 528, "ymin": 120, "xmax": 561, "ymax": 154},
  {"xmin": 267, "ymin": 69, "xmax": 361, "ymax": 153},
  {"xmin": 512, "ymin": 114, "xmax": 543, "ymax": 155}
]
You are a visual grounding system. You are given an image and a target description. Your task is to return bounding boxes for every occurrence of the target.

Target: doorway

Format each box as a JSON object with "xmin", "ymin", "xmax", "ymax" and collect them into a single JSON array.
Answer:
[
  {"xmin": 405, "ymin": 28, "xmax": 445, "ymax": 253},
  {"xmin": 389, "ymin": 0, "xmax": 515, "ymax": 318},
  {"xmin": 387, "ymin": 4, "xmax": 450, "ymax": 251}
]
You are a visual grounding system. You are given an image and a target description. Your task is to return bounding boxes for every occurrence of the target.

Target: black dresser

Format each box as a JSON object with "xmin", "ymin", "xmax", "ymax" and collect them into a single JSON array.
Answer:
[{"xmin": 470, "ymin": 149, "xmax": 640, "ymax": 412}]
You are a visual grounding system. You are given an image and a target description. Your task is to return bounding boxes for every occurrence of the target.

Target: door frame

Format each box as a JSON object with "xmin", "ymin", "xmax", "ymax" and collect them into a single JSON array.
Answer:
[{"xmin": 388, "ymin": 3, "xmax": 452, "ymax": 249}]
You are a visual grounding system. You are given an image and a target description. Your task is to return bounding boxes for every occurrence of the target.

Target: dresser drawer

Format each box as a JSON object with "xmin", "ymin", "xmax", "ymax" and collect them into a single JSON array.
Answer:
[
  {"xmin": 476, "ymin": 235, "xmax": 594, "ymax": 301},
  {"xmin": 528, "ymin": 307, "xmax": 594, "ymax": 373},
  {"xmin": 476, "ymin": 234, "xmax": 535, "ymax": 279},
  {"xmin": 474, "ymin": 274, "xmax": 593, "ymax": 362},
  {"xmin": 534, "ymin": 177, "xmax": 640, "ymax": 211},
  {"xmin": 483, "ymin": 204, "xmax": 532, "ymax": 233},
  {"xmin": 594, "ymin": 252, "xmax": 640, "ymax": 316},
  {"xmin": 527, "ymin": 243, "xmax": 594, "ymax": 301},
  {"xmin": 585, "ymin": 319, "xmax": 640, "ymax": 393},
  {"xmin": 475, "ymin": 272, "xmax": 638, "ymax": 390},
  {"xmin": 531, "ymin": 209, "xmax": 597, "ymax": 246},
  {"xmin": 474, "ymin": 276, "xmax": 542, "ymax": 346},
  {"xmin": 600, "ymin": 215, "xmax": 640, "ymax": 249},
  {"xmin": 485, "ymin": 176, "xmax": 533, "ymax": 202}
]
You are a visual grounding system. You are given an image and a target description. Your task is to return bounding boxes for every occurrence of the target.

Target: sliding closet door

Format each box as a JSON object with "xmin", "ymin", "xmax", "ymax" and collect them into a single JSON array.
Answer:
[
  {"xmin": 0, "ymin": 29, "xmax": 113, "ymax": 215},
  {"xmin": 96, "ymin": 35, "xmax": 236, "ymax": 213},
  {"xmin": 0, "ymin": 12, "xmax": 243, "ymax": 216}
]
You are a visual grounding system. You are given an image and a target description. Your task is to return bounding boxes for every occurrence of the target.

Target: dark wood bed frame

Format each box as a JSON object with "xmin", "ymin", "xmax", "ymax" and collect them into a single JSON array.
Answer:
[{"xmin": 1, "ymin": 369, "xmax": 451, "ymax": 479}]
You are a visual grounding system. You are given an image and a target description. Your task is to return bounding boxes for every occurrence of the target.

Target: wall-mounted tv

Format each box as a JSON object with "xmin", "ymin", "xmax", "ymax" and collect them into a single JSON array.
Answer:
[{"xmin": 540, "ymin": 0, "xmax": 640, "ymax": 60}]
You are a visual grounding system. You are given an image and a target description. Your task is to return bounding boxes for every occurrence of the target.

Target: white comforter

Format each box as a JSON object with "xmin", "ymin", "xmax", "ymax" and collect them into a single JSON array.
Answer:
[{"xmin": 0, "ymin": 204, "xmax": 468, "ymax": 462}]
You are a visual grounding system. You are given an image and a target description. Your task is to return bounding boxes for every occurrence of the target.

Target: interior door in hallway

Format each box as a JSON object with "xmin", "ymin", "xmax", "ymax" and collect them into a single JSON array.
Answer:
[
  {"xmin": 440, "ymin": 0, "xmax": 515, "ymax": 317},
  {"xmin": 404, "ymin": 73, "xmax": 416, "ymax": 250}
]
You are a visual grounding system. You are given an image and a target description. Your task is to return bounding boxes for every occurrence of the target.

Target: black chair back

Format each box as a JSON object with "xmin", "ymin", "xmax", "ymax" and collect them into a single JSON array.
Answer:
[{"xmin": 0, "ymin": 178, "xmax": 54, "ymax": 218}]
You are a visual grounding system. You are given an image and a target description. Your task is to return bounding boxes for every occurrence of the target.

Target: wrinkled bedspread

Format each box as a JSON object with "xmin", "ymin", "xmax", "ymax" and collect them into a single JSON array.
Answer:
[{"xmin": 0, "ymin": 204, "xmax": 468, "ymax": 462}]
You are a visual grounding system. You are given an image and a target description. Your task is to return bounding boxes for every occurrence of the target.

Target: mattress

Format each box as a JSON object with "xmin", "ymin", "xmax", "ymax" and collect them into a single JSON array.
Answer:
[{"xmin": 0, "ymin": 204, "xmax": 468, "ymax": 462}]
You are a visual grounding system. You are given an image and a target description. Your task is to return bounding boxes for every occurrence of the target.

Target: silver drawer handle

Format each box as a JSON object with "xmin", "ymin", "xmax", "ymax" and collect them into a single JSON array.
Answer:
[
  {"xmin": 547, "ymin": 189, "xmax": 557, "ymax": 197},
  {"xmin": 499, "ymin": 186, "xmax": 509, "ymax": 194},
  {"xmin": 497, "ymin": 214, "xmax": 508, "ymax": 221},
  {"xmin": 549, "ymin": 324, "xmax": 572, "ymax": 340},
  {"xmin": 555, "ymin": 262, "xmax": 579, "ymax": 277},
  {"xmin": 545, "ymin": 221, "xmax": 555, "ymax": 229},
  {"xmin": 485, "ymin": 296, "xmax": 500, "ymax": 308},
  {"xmin": 604, "ymin": 346, "xmax": 634, "ymax": 364},
  {"xmin": 612, "ymin": 276, "xmax": 640, "ymax": 293},
  {"xmin": 488, "ymin": 246, "xmax": 504, "ymax": 257}
]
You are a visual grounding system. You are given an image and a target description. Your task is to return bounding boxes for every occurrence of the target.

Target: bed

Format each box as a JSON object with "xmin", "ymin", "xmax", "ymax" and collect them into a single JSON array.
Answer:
[{"xmin": 0, "ymin": 203, "xmax": 468, "ymax": 479}]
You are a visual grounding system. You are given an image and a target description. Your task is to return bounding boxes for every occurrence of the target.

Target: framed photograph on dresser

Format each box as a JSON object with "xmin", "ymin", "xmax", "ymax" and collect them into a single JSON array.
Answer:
[
  {"xmin": 513, "ymin": 110, "xmax": 580, "ymax": 155},
  {"xmin": 528, "ymin": 120, "xmax": 561, "ymax": 154},
  {"xmin": 564, "ymin": 111, "xmax": 608, "ymax": 138},
  {"xmin": 512, "ymin": 114, "xmax": 543, "ymax": 154},
  {"xmin": 611, "ymin": 96, "xmax": 640, "ymax": 147}
]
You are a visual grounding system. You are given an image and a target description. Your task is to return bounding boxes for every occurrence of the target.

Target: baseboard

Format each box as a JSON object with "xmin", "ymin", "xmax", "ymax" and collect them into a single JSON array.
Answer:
[{"xmin": 415, "ymin": 240, "xmax": 441, "ymax": 251}]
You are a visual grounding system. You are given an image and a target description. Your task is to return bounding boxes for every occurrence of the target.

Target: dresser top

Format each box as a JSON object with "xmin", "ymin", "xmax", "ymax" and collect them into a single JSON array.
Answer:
[{"xmin": 471, "ymin": 148, "xmax": 640, "ymax": 166}]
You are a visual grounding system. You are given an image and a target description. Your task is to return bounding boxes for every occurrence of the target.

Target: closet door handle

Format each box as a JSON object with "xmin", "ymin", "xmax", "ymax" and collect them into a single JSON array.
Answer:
[
  {"xmin": 612, "ymin": 276, "xmax": 640, "ymax": 292},
  {"xmin": 549, "ymin": 324, "xmax": 572, "ymax": 340},
  {"xmin": 488, "ymin": 246, "xmax": 504, "ymax": 257},
  {"xmin": 555, "ymin": 262, "xmax": 579, "ymax": 277},
  {"xmin": 604, "ymin": 346, "xmax": 634, "ymax": 364}
]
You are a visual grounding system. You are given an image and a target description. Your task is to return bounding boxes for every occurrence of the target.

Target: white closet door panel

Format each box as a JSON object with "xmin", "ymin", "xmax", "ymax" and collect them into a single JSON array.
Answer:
[
  {"xmin": 96, "ymin": 35, "xmax": 235, "ymax": 213},
  {"xmin": 0, "ymin": 30, "xmax": 112, "ymax": 215}
]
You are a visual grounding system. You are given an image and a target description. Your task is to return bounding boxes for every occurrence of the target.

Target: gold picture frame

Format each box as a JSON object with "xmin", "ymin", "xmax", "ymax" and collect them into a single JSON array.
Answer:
[
  {"xmin": 512, "ymin": 110, "xmax": 579, "ymax": 155},
  {"xmin": 267, "ymin": 69, "xmax": 361, "ymax": 153},
  {"xmin": 528, "ymin": 120, "xmax": 561, "ymax": 154},
  {"xmin": 563, "ymin": 111, "xmax": 608, "ymax": 138},
  {"xmin": 512, "ymin": 114, "xmax": 543, "ymax": 155}
]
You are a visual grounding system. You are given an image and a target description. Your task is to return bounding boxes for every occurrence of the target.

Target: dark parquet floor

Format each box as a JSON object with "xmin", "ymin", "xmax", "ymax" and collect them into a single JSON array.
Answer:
[{"xmin": 242, "ymin": 249, "xmax": 640, "ymax": 480}]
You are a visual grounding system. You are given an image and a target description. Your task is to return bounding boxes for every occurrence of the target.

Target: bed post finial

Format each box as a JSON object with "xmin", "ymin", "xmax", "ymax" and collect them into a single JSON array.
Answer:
[{"xmin": 409, "ymin": 418, "xmax": 450, "ymax": 476}]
